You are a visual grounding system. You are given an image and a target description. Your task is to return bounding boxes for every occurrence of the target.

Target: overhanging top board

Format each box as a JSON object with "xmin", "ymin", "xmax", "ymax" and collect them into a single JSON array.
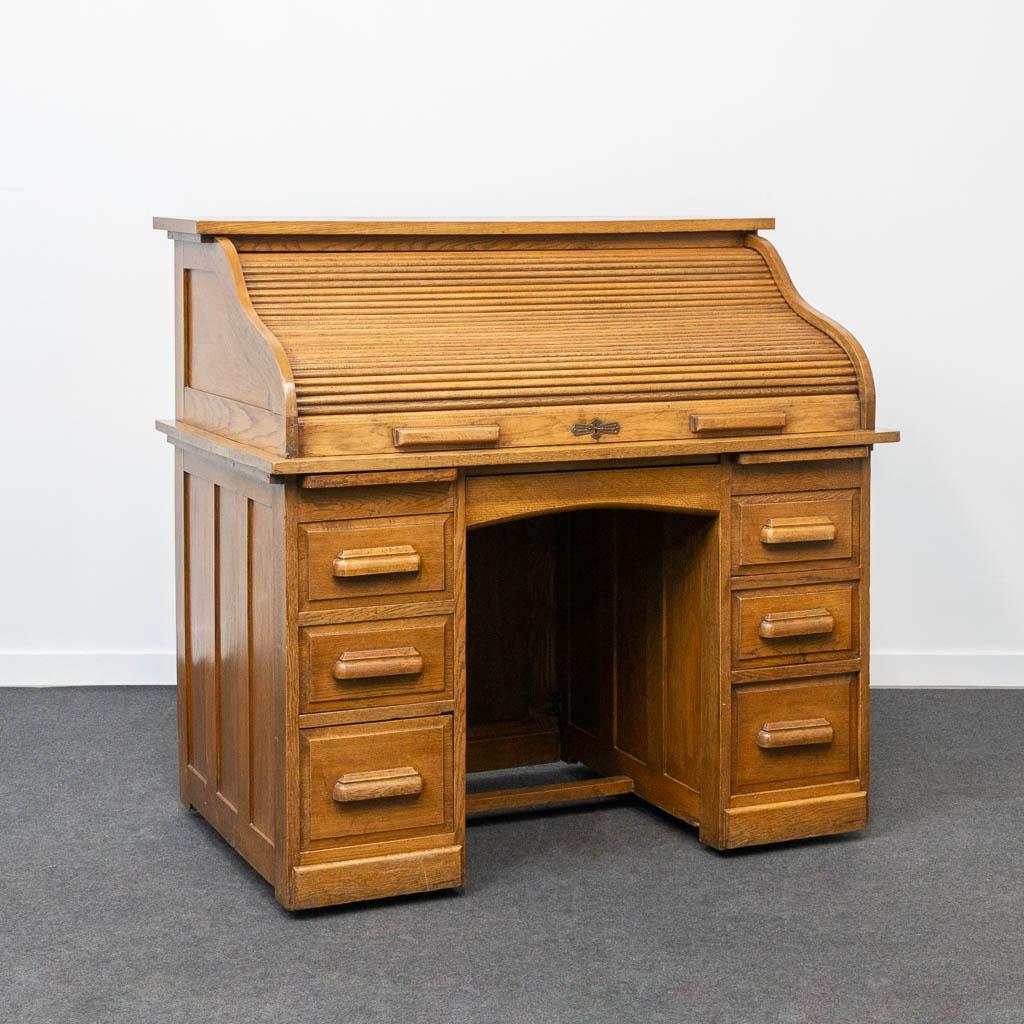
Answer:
[{"xmin": 154, "ymin": 217, "xmax": 776, "ymax": 237}]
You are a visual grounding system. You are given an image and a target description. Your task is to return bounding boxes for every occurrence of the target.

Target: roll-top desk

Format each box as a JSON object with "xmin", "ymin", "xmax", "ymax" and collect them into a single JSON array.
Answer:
[{"xmin": 154, "ymin": 217, "xmax": 898, "ymax": 910}]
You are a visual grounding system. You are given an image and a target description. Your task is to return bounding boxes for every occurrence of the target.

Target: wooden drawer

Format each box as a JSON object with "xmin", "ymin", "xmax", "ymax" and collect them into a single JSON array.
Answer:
[
  {"xmin": 300, "ymin": 616, "xmax": 451, "ymax": 713},
  {"xmin": 301, "ymin": 715, "xmax": 454, "ymax": 849},
  {"xmin": 300, "ymin": 513, "xmax": 452, "ymax": 610},
  {"xmin": 732, "ymin": 675, "xmax": 859, "ymax": 795},
  {"xmin": 732, "ymin": 490, "xmax": 858, "ymax": 574},
  {"xmin": 297, "ymin": 394, "xmax": 863, "ymax": 458},
  {"xmin": 732, "ymin": 582, "xmax": 857, "ymax": 667}
]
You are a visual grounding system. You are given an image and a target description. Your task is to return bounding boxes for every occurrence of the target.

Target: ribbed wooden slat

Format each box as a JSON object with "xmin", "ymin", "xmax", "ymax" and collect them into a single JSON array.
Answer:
[
  {"xmin": 238, "ymin": 247, "xmax": 856, "ymax": 415},
  {"xmin": 294, "ymin": 361, "xmax": 853, "ymax": 387},
  {"xmin": 300, "ymin": 385, "xmax": 859, "ymax": 416}
]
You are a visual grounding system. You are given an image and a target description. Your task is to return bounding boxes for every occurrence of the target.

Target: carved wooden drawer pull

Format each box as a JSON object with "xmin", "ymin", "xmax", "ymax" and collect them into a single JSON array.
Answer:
[
  {"xmin": 758, "ymin": 608, "xmax": 835, "ymax": 640},
  {"xmin": 689, "ymin": 410, "xmax": 787, "ymax": 434},
  {"xmin": 333, "ymin": 544, "xmax": 422, "ymax": 578},
  {"xmin": 760, "ymin": 516, "xmax": 837, "ymax": 545},
  {"xmin": 756, "ymin": 718, "xmax": 835, "ymax": 749},
  {"xmin": 333, "ymin": 646, "xmax": 424, "ymax": 681},
  {"xmin": 332, "ymin": 766, "xmax": 424, "ymax": 803},
  {"xmin": 392, "ymin": 425, "xmax": 500, "ymax": 449}
]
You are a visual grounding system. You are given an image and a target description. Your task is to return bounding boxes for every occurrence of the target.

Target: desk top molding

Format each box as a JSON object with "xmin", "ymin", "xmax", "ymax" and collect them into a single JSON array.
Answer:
[
  {"xmin": 155, "ymin": 216, "xmax": 776, "ymax": 238},
  {"xmin": 157, "ymin": 418, "xmax": 899, "ymax": 477}
]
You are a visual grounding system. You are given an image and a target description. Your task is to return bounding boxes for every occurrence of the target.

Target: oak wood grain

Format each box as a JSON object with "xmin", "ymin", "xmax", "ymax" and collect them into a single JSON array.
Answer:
[
  {"xmin": 333, "ymin": 646, "xmax": 424, "ymax": 681},
  {"xmin": 465, "ymin": 516, "xmax": 561, "ymax": 772},
  {"xmin": 300, "ymin": 615, "xmax": 451, "ymax": 714},
  {"xmin": 301, "ymin": 515, "xmax": 452, "ymax": 610},
  {"xmin": 466, "ymin": 776, "xmax": 634, "ymax": 814},
  {"xmin": 302, "ymin": 469, "xmax": 457, "ymax": 489},
  {"xmin": 159, "ymin": 217, "xmax": 895, "ymax": 908},
  {"xmin": 465, "ymin": 464, "xmax": 719, "ymax": 528},
  {"xmin": 758, "ymin": 608, "xmax": 835, "ymax": 639},
  {"xmin": 288, "ymin": 845, "xmax": 463, "ymax": 910},
  {"xmin": 734, "ymin": 446, "xmax": 869, "ymax": 465},
  {"xmin": 722, "ymin": 791, "xmax": 867, "ymax": 848},
  {"xmin": 393, "ymin": 425, "xmax": 501, "ymax": 449},
  {"xmin": 746, "ymin": 234, "xmax": 876, "ymax": 429},
  {"xmin": 690, "ymin": 411, "xmax": 787, "ymax": 434},
  {"xmin": 731, "ymin": 675, "xmax": 858, "ymax": 794},
  {"xmin": 756, "ymin": 718, "xmax": 834, "ymax": 749},
  {"xmin": 333, "ymin": 545, "xmax": 422, "ymax": 578},
  {"xmin": 733, "ymin": 492, "xmax": 859, "ymax": 574},
  {"xmin": 155, "ymin": 217, "xmax": 777, "ymax": 236},
  {"xmin": 332, "ymin": 766, "xmax": 423, "ymax": 802},
  {"xmin": 299, "ymin": 396, "xmax": 862, "ymax": 458},
  {"xmin": 158, "ymin": 418, "xmax": 899, "ymax": 474},
  {"xmin": 760, "ymin": 516, "xmax": 838, "ymax": 545},
  {"xmin": 301, "ymin": 715, "xmax": 453, "ymax": 848}
]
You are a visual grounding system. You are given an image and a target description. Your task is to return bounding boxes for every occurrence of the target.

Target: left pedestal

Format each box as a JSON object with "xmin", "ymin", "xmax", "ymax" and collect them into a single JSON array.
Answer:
[{"xmin": 175, "ymin": 446, "xmax": 465, "ymax": 910}]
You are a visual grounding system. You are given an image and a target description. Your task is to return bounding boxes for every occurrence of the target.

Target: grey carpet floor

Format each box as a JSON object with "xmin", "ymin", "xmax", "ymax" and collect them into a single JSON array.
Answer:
[{"xmin": 2, "ymin": 688, "xmax": 1022, "ymax": 1024}]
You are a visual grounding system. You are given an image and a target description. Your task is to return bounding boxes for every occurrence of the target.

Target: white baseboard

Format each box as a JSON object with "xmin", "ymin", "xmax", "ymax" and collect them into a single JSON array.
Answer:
[
  {"xmin": 869, "ymin": 652, "xmax": 1024, "ymax": 687},
  {"xmin": 0, "ymin": 650, "xmax": 1022, "ymax": 687},
  {"xmin": 0, "ymin": 651, "xmax": 176, "ymax": 686}
]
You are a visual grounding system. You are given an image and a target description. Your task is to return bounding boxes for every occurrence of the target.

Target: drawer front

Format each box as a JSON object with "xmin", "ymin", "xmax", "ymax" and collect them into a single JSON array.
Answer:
[
  {"xmin": 389, "ymin": 406, "xmax": 792, "ymax": 450},
  {"xmin": 733, "ymin": 490, "xmax": 858, "ymax": 574},
  {"xmin": 301, "ymin": 514, "xmax": 451, "ymax": 610},
  {"xmin": 301, "ymin": 715, "xmax": 453, "ymax": 848},
  {"xmin": 297, "ymin": 394, "xmax": 863, "ymax": 457},
  {"xmin": 733, "ymin": 582, "xmax": 857, "ymax": 666},
  {"xmin": 732, "ymin": 675, "xmax": 858, "ymax": 794},
  {"xmin": 300, "ymin": 616, "xmax": 451, "ymax": 713}
]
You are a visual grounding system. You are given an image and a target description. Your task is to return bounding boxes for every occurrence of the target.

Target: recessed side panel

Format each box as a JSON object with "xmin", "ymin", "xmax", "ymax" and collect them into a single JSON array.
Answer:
[
  {"xmin": 465, "ymin": 517, "xmax": 561, "ymax": 771},
  {"xmin": 561, "ymin": 500, "xmax": 722, "ymax": 826},
  {"xmin": 176, "ymin": 449, "xmax": 285, "ymax": 886},
  {"xmin": 176, "ymin": 239, "xmax": 294, "ymax": 454},
  {"xmin": 663, "ymin": 514, "xmax": 717, "ymax": 794},
  {"xmin": 564, "ymin": 510, "xmax": 617, "ymax": 749},
  {"xmin": 613, "ymin": 513, "xmax": 661, "ymax": 766}
]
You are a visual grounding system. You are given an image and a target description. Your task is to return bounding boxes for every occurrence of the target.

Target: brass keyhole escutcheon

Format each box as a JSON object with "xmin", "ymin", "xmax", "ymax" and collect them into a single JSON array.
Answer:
[{"xmin": 571, "ymin": 417, "xmax": 621, "ymax": 440}]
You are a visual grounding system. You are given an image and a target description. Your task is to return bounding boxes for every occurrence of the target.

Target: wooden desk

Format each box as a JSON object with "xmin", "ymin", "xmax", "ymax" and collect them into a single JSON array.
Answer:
[{"xmin": 154, "ymin": 217, "xmax": 898, "ymax": 909}]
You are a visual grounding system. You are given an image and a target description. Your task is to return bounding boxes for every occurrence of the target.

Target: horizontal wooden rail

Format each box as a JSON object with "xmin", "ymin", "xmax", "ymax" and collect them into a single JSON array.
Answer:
[
  {"xmin": 157, "ymin": 419, "xmax": 901, "ymax": 476},
  {"xmin": 735, "ymin": 446, "xmax": 869, "ymax": 465},
  {"xmin": 302, "ymin": 468, "xmax": 457, "ymax": 489},
  {"xmin": 466, "ymin": 775, "xmax": 634, "ymax": 814}
]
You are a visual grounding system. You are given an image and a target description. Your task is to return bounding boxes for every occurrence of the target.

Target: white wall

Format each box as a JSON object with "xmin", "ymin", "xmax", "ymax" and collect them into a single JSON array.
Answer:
[{"xmin": 3, "ymin": 0, "xmax": 1022, "ymax": 686}]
